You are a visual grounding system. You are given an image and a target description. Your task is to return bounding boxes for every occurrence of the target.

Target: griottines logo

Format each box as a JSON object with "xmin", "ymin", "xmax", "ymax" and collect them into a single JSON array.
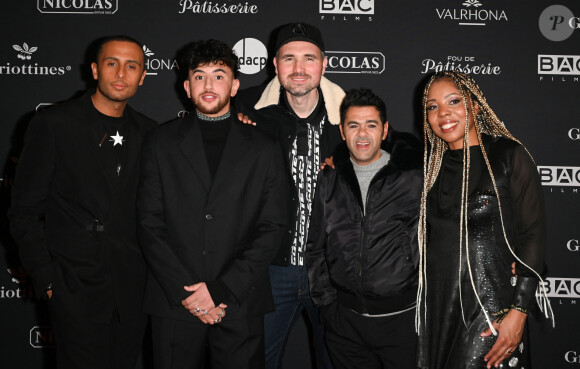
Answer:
[
  {"xmin": 566, "ymin": 351, "xmax": 580, "ymax": 364},
  {"xmin": 37, "ymin": 0, "xmax": 117, "ymax": 14},
  {"xmin": 420, "ymin": 55, "xmax": 502, "ymax": 75},
  {"xmin": 179, "ymin": 1, "xmax": 258, "ymax": 14},
  {"xmin": 0, "ymin": 43, "xmax": 72, "ymax": 76},
  {"xmin": 13, "ymin": 43, "xmax": 37, "ymax": 60},
  {"xmin": 538, "ymin": 166, "xmax": 580, "ymax": 194},
  {"xmin": 325, "ymin": 51, "xmax": 384, "ymax": 74},
  {"xmin": 142, "ymin": 45, "xmax": 178, "ymax": 76},
  {"xmin": 30, "ymin": 326, "xmax": 55, "ymax": 348},
  {"xmin": 567, "ymin": 239, "xmax": 579, "ymax": 252},
  {"xmin": 435, "ymin": 0, "xmax": 508, "ymax": 26},
  {"xmin": 539, "ymin": 5, "xmax": 578, "ymax": 42},
  {"xmin": 232, "ymin": 38, "xmax": 268, "ymax": 75},
  {"xmin": 1, "ymin": 267, "xmax": 33, "ymax": 300},
  {"xmin": 538, "ymin": 55, "xmax": 580, "ymax": 82},
  {"xmin": 319, "ymin": 0, "xmax": 373, "ymax": 22},
  {"xmin": 569, "ymin": 128, "xmax": 580, "ymax": 140}
]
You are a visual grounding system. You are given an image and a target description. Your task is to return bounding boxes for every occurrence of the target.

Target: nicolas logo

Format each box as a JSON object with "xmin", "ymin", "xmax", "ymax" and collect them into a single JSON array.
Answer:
[
  {"xmin": 232, "ymin": 38, "xmax": 268, "ymax": 75},
  {"xmin": 319, "ymin": 0, "xmax": 374, "ymax": 15},
  {"xmin": 435, "ymin": 0, "xmax": 508, "ymax": 26},
  {"xmin": 37, "ymin": 0, "xmax": 118, "ymax": 14},
  {"xmin": 325, "ymin": 51, "xmax": 384, "ymax": 74},
  {"xmin": 30, "ymin": 326, "xmax": 55, "ymax": 348}
]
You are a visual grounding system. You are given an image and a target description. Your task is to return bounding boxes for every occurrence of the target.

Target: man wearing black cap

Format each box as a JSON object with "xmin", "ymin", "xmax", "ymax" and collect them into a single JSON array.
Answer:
[{"xmin": 236, "ymin": 22, "xmax": 344, "ymax": 369}]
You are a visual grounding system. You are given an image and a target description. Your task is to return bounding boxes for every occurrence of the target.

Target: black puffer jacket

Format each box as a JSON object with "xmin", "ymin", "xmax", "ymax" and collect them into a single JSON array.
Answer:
[{"xmin": 306, "ymin": 129, "xmax": 423, "ymax": 314}]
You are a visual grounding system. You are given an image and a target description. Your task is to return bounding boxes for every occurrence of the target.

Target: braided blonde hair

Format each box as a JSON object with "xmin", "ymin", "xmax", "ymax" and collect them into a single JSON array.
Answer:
[{"xmin": 415, "ymin": 71, "xmax": 554, "ymax": 334}]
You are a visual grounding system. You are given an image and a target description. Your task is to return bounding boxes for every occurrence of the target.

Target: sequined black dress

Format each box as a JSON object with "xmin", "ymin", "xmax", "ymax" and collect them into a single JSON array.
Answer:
[{"xmin": 417, "ymin": 135, "xmax": 547, "ymax": 369}]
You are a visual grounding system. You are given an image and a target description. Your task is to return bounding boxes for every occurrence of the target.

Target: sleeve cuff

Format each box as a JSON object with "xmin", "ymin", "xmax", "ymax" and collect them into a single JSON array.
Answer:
[
  {"xmin": 206, "ymin": 280, "xmax": 235, "ymax": 306},
  {"xmin": 510, "ymin": 275, "xmax": 539, "ymax": 312}
]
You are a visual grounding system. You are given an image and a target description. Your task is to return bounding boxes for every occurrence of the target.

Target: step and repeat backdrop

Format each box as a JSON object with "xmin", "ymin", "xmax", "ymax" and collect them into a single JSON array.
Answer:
[{"xmin": 0, "ymin": 1, "xmax": 578, "ymax": 368}]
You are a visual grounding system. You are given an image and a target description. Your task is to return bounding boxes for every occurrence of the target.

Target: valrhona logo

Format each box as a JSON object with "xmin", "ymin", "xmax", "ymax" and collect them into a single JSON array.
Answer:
[
  {"xmin": 436, "ymin": 0, "xmax": 508, "ymax": 26},
  {"xmin": 37, "ymin": 0, "xmax": 118, "ymax": 14},
  {"xmin": 0, "ymin": 43, "xmax": 72, "ymax": 76},
  {"xmin": 142, "ymin": 45, "xmax": 178, "ymax": 76}
]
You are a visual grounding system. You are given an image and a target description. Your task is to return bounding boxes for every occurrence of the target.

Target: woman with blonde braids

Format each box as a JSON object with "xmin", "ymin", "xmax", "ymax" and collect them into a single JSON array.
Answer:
[{"xmin": 415, "ymin": 71, "xmax": 553, "ymax": 369}]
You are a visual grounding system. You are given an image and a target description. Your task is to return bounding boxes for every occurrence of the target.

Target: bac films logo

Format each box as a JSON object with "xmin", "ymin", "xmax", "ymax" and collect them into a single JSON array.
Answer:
[
  {"xmin": 538, "ymin": 166, "xmax": 580, "ymax": 194},
  {"xmin": 538, "ymin": 54, "xmax": 580, "ymax": 83},
  {"xmin": 539, "ymin": 5, "xmax": 579, "ymax": 42},
  {"xmin": 325, "ymin": 51, "xmax": 384, "ymax": 74},
  {"xmin": 420, "ymin": 55, "xmax": 502, "ymax": 76},
  {"xmin": 0, "ymin": 43, "xmax": 72, "ymax": 77},
  {"xmin": 435, "ymin": 0, "xmax": 508, "ymax": 26},
  {"xmin": 37, "ymin": 0, "xmax": 118, "ymax": 14},
  {"xmin": 538, "ymin": 277, "xmax": 580, "ymax": 306},
  {"xmin": 320, "ymin": 0, "xmax": 374, "ymax": 22}
]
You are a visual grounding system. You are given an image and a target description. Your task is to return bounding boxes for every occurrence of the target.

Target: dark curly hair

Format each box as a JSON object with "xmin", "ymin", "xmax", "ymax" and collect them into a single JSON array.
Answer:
[
  {"xmin": 179, "ymin": 39, "xmax": 239, "ymax": 79},
  {"xmin": 339, "ymin": 88, "xmax": 387, "ymax": 125}
]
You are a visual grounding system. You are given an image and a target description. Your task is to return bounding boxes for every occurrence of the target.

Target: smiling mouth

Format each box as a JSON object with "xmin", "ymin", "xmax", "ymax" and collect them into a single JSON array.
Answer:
[
  {"xmin": 441, "ymin": 121, "xmax": 459, "ymax": 130},
  {"xmin": 356, "ymin": 142, "xmax": 370, "ymax": 149}
]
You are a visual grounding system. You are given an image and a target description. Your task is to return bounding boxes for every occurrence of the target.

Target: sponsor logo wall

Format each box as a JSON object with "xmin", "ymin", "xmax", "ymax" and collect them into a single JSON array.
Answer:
[{"xmin": 0, "ymin": 1, "xmax": 577, "ymax": 368}]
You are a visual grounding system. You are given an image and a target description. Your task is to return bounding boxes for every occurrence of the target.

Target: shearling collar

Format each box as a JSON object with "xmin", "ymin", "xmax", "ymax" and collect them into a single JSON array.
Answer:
[{"xmin": 253, "ymin": 76, "xmax": 345, "ymax": 125}]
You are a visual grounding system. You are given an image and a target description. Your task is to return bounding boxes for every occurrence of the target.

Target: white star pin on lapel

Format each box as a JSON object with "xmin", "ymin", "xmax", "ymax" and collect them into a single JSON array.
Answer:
[{"xmin": 109, "ymin": 131, "xmax": 125, "ymax": 146}]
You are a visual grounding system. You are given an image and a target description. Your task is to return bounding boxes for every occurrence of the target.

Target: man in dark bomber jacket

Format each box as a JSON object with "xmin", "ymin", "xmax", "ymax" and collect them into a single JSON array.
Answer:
[{"xmin": 306, "ymin": 88, "xmax": 423, "ymax": 369}]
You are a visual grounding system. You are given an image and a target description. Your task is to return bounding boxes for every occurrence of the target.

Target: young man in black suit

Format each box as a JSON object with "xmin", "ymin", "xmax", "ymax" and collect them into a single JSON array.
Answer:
[
  {"xmin": 9, "ymin": 35, "xmax": 157, "ymax": 369},
  {"xmin": 137, "ymin": 39, "xmax": 288, "ymax": 369}
]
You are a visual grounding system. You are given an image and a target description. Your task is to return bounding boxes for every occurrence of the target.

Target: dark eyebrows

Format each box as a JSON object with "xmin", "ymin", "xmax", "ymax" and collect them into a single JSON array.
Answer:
[
  {"xmin": 191, "ymin": 68, "xmax": 227, "ymax": 74},
  {"xmin": 426, "ymin": 92, "xmax": 461, "ymax": 103},
  {"xmin": 102, "ymin": 56, "xmax": 142, "ymax": 67}
]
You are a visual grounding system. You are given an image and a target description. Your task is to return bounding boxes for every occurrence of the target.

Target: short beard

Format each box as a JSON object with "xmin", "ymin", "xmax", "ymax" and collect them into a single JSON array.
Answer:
[
  {"xmin": 285, "ymin": 86, "xmax": 316, "ymax": 97},
  {"xmin": 195, "ymin": 97, "xmax": 229, "ymax": 116}
]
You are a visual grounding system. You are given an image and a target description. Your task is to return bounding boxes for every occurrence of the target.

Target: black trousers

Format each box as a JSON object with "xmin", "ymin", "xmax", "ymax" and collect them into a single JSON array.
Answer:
[
  {"xmin": 322, "ymin": 303, "xmax": 417, "ymax": 369},
  {"xmin": 151, "ymin": 314, "xmax": 265, "ymax": 369},
  {"xmin": 48, "ymin": 293, "xmax": 148, "ymax": 369}
]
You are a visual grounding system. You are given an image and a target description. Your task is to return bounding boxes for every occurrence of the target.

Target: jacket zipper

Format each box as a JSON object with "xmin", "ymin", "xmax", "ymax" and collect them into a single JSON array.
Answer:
[{"xmin": 358, "ymin": 189, "xmax": 370, "ymax": 314}]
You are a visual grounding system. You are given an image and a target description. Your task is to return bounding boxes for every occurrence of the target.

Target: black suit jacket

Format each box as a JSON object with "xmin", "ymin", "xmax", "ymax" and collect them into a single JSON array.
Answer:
[
  {"xmin": 137, "ymin": 114, "xmax": 288, "ymax": 322},
  {"xmin": 9, "ymin": 91, "xmax": 157, "ymax": 322}
]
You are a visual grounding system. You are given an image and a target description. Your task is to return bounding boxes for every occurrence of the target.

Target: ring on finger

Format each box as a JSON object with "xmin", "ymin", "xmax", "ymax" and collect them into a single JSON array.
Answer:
[
  {"xmin": 218, "ymin": 307, "xmax": 225, "ymax": 317},
  {"xmin": 506, "ymin": 349, "xmax": 513, "ymax": 354},
  {"xmin": 202, "ymin": 309, "xmax": 208, "ymax": 315},
  {"xmin": 194, "ymin": 307, "xmax": 201, "ymax": 313}
]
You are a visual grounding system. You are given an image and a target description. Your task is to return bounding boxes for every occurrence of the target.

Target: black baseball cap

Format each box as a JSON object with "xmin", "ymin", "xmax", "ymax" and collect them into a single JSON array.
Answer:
[{"xmin": 275, "ymin": 22, "xmax": 325, "ymax": 54}]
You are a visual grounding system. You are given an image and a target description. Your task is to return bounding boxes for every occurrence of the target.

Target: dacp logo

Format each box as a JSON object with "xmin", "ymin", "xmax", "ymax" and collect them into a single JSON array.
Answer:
[
  {"xmin": 232, "ymin": 38, "xmax": 267, "ymax": 75},
  {"xmin": 30, "ymin": 326, "xmax": 55, "ymax": 348}
]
